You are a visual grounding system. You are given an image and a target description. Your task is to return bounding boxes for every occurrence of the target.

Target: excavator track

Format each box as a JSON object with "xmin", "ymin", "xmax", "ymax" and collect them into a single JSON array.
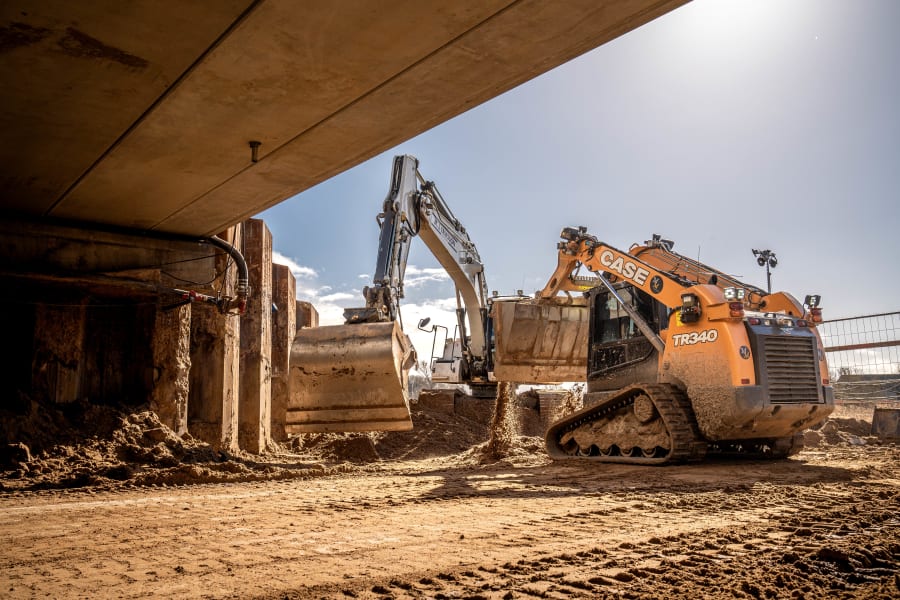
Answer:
[{"xmin": 545, "ymin": 383, "xmax": 708, "ymax": 465}]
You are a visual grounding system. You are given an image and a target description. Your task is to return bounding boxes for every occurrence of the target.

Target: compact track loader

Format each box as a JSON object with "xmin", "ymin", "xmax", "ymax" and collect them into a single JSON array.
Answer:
[{"xmin": 528, "ymin": 227, "xmax": 834, "ymax": 464}]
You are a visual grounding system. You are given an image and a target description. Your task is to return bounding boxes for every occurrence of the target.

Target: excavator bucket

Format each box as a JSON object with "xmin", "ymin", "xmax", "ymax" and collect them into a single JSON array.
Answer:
[
  {"xmin": 287, "ymin": 321, "xmax": 415, "ymax": 433},
  {"xmin": 492, "ymin": 299, "xmax": 589, "ymax": 383}
]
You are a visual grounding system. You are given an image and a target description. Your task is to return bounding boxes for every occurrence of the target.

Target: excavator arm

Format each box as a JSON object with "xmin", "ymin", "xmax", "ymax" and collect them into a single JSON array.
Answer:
[
  {"xmin": 345, "ymin": 154, "xmax": 490, "ymax": 377},
  {"xmin": 287, "ymin": 155, "xmax": 491, "ymax": 433},
  {"xmin": 344, "ymin": 154, "xmax": 420, "ymax": 325},
  {"xmin": 415, "ymin": 173, "xmax": 491, "ymax": 378}
]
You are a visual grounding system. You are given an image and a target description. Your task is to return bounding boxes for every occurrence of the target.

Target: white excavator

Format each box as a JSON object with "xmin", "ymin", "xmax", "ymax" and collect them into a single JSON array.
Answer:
[{"xmin": 286, "ymin": 155, "xmax": 496, "ymax": 433}]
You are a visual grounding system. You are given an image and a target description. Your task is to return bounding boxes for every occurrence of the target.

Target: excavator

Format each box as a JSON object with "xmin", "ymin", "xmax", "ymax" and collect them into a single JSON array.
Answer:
[
  {"xmin": 286, "ymin": 155, "xmax": 495, "ymax": 433},
  {"xmin": 514, "ymin": 226, "xmax": 834, "ymax": 464}
]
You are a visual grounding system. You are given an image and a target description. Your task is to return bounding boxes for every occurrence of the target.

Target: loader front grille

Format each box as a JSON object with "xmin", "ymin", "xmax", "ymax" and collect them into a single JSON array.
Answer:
[{"xmin": 761, "ymin": 335, "xmax": 821, "ymax": 404}]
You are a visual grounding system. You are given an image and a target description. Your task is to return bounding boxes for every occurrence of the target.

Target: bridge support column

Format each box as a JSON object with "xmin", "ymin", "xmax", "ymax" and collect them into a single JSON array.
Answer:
[
  {"xmin": 238, "ymin": 219, "xmax": 273, "ymax": 453},
  {"xmin": 270, "ymin": 263, "xmax": 296, "ymax": 443},
  {"xmin": 189, "ymin": 306, "xmax": 241, "ymax": 453},
  {"xmin": 188, "ymin": 227, "xmax": 242, "ymax": 453},
  {"xmin": 296, "ymin": 301, "xmax": 319, "ymax": 329},
  {"xmin": 150, "ymin": 303, "xmax": 191, "ymax": 435},
  {"xmin": 31, "ymin": 303, "xmax": 86, "ymax": 405}
]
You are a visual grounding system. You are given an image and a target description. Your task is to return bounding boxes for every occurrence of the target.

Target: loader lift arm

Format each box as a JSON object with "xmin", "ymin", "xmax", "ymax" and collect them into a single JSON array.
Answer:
[
  {"xmin": 540, "ymin": 226, "xmax": 703, "ymax": 313},
  {"xmin": 628, "ymin": 234, "xmax": 811, "ymax": 316},
  {"xmin": 542, "ymin": 227, "xmax": 814, "ymax": 321}
]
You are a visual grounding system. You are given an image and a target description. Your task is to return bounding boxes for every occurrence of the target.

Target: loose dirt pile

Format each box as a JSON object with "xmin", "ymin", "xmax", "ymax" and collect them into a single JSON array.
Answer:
[
  {"xmin": 804, "ymin": 403, "xmax": 885, "ymax": 448},
  {"xmin": 0, "ymin": 389, "xmax": 546, "ymax": 490},
  {"xmin": 0, "ymin": 393, "xmax": 892, "ymax": 492}
]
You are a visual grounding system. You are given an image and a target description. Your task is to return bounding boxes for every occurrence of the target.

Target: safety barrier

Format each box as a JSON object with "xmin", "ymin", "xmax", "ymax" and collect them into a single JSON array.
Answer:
[{"xmin": 818, "ymin": 311, "xmax": 900, "ymax": 404}]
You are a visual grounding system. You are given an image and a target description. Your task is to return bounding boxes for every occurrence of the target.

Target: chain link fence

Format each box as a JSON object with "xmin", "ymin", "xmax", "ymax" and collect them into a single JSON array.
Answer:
[{"xmin": 818, "ymin": 311, "xmax": 900, "ymax": 405}]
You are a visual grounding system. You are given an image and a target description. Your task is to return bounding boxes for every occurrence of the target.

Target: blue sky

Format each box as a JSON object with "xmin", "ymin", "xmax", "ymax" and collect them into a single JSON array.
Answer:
[{"xmin": 258, "ymin": 0, "xmax": 900, "ymax": 362}]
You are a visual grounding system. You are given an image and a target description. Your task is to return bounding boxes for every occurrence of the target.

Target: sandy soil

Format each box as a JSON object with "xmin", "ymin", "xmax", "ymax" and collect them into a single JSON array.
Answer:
[{"xmin": 0, "ymin": 399, "xmax": 898, "ymax": 599}]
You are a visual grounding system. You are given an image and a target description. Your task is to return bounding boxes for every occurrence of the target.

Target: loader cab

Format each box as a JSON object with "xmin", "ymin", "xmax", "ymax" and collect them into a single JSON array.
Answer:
[{"xmin": 586, "ymin": 283, "xmax": 666, "ymax": 393}]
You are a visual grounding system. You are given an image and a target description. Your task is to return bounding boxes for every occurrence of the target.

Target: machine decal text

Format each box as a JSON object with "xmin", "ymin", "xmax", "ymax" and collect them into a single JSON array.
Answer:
[
  {"xmin": 598, "ymin": 250, "xmax": 650, "ymax": 286},
  {"xmin": 672, "ymin": 329, "xmax": 719, "ymax": 347}
]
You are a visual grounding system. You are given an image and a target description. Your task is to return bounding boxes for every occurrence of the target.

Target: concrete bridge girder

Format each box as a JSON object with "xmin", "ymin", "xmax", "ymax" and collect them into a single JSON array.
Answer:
[{"xmin": 1, "ymin": 0, "xmax": 688, "ymax": 235}]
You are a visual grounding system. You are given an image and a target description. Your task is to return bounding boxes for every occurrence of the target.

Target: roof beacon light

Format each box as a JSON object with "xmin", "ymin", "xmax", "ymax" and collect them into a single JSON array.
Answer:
[{"xmin": 805, "ymin": 294, "xmax": 823, "ymax": 323}]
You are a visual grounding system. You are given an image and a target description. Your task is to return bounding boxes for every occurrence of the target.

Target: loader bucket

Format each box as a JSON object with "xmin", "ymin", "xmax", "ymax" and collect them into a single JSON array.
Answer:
[
  {"xmin": 491, "ymin": 299, "xmax": 589, "ymax": 383},
  {"xmin": 287, "ymin": 321, "xmax": 415, "ymax": 433}
]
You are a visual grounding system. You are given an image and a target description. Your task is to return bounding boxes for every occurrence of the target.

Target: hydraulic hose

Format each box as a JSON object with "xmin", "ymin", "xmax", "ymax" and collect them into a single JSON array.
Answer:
[{"xmin": 202, "ymin": 234, "xmax": 250, "ymax": 313}]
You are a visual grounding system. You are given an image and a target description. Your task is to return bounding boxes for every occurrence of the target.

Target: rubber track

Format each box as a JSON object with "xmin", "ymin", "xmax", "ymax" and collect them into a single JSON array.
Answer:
[{"xmin": 545, "ymin": 383, "xmax": 708, "ymax": 465}]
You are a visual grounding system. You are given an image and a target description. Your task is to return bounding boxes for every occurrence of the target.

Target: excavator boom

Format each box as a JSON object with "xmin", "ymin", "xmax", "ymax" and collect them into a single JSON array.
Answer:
[{"xmin": 288, "ymin": 155, "xmax": 492, "ymax": 432}]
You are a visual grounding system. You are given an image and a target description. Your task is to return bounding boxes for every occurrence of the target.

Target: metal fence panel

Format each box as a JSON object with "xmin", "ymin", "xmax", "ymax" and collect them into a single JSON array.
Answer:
[{"xmin": 819, "ymin": 311, "xmax": 900, "ymax": 404}]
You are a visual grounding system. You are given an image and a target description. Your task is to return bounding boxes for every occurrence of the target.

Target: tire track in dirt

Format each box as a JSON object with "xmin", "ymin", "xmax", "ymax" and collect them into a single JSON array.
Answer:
[
  {"xmin": 2, "ymin": 447, "xmax": 898, "ymax": 599},
  {"xmin": 256, "ymin": 459, "xmax": 899, "ymax": 600},
  {"xmin": 290, "ymin": 483, "xmax": 899, "ymax": 600}
]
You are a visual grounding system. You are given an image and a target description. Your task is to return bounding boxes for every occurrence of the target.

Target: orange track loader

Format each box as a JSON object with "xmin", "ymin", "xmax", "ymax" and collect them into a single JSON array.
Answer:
[{"xmin": 524, "ymin": 227, "xmax": 834, "ymax": 464}]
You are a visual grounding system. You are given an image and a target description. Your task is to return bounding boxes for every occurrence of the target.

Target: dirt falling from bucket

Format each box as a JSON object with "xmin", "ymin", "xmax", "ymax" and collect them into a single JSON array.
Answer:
[{"xmin": 485, "ymin": 381, "xmax": 517, "ymax": 458}]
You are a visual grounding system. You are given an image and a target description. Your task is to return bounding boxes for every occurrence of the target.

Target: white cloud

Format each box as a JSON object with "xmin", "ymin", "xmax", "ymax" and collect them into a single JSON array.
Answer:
[
  {"xmin": 315, "ymin": 304, "xmax": 347, "ymax": 326},
  {"xmin": 403, "ymin": 265, "xmax": 451, "ymax": 288},
  {"xmin": 272, "ymin": 248, "xmax": 359, "ymax": 325},
  {"xmin": 358, "ymin": 273, "xmax": 370, "ymax": 279},
  {"xmin": 272, "ymin": 250, "xmax": 317, "ymax": 279},
  {"xmin": 319, "ymin": 292, "xmax": 357, "ymax": 303},
  {"xmin": 404, "ymin": 265, "xmax": 444, "ymax": 276}
]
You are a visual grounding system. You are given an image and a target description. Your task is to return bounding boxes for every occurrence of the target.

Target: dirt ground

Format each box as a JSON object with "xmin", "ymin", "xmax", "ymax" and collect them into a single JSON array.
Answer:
[{"xmin": 1, "ymin": 396, "xmax": 898, "ymax": 599}]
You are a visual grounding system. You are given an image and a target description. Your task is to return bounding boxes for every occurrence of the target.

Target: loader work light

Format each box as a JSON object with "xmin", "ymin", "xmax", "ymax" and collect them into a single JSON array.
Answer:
[{"xmin": 723, "ymin": 287, "xmax": 746, "ymax": 301}]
